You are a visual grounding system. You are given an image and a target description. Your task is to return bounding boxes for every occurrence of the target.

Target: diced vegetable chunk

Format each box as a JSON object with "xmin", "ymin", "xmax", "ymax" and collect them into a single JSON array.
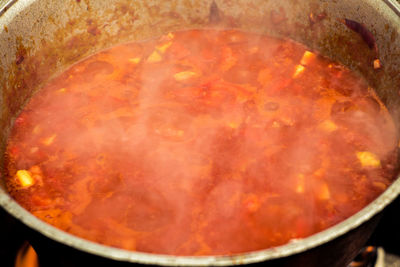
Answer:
[
  {"xmin": 156, "ymin": 41, "xmax": 172, "ymax": 53},
  {"xmin": 318, "ymin": 183, "xmax": 331, "ymax": 200},
  {"xmin": 373, "ymin": 59, "xmax": 381, "ymax": 69},
  {"xmin": 372, "ymin": 181, "xmax": 387, "ymax": 191},
  {"xmin": 29, "ymin": 165, "xmax": 41, "ymax": 174},
  {"xmin": 318, "ymin": 120, "xmax": 338, "ymax": 132},
  {"xmin": 147, "ymin": 51, "xmax": 162, "ymax": 63},
  {"xmin": 16, "ymin": 170, "xmax": 34, "ymax": 187},
  {"xmin": 296, "ymin": 174, "xmax": 305, "ymax": 193},
  {"xmin": 174, "ymin": 71, "xmax": 198, "ymax": 81},
  {"xmin": 300, "ymin": 51, "xmax": 316, "ymax": 66},
  {"xmin": 42, "ymin": 134, "xmax": 57, "ymax": 146},
  {"xmin": 167, "ymin": 32, "xmax": 175, "ymax": 39},
  {"xmin": 227, "ymin": 122, "xmax": 239, "ymax": 129},
  {"xmin": 293, "ymin": 65, "xmax": 305, "ymax": 78},
  {"xmin": 356, "ymin": 151, "xmax": 381, "ymax": 167},
  {"xmin": 128, "ymin": 57, "xmax": 141, "ymax": 64}
]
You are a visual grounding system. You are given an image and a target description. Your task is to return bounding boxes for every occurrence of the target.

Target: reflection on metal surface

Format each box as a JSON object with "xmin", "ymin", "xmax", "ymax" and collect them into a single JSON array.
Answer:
[
  {"xmin": 377, "ymin": 248, "xmax": 400, "ymax": 267},
  {"xmin": 348, "ymin": 246, "xmax": 400, "ymax": 267},
  {"xmin": 383, "ymin": 0, "xmax": 400, "ymax": 16},
  {"xmin": 349, "ymin": 246, "xmax": 378, "ymax": 267},
  {"xmin": 0, "ymin": 0, "xmax": 18, "ymax": 16}
]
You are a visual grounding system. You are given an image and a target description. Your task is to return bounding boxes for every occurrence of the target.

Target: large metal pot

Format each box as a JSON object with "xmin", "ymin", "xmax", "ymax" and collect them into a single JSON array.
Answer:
[{"xmin": 1, "ymin": 0, "xmax": 400, "ymax": 266}]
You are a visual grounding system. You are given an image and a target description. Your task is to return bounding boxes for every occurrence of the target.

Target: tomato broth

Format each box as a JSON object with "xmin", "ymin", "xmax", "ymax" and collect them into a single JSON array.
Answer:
[{"xmin": 4, "ymin": 29, "xmax": 398, "ymax": 256}]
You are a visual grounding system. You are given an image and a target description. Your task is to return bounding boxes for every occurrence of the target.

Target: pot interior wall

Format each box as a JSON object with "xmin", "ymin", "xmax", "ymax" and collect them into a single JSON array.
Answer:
[{"xmin": 0, "ymin": 0, "xmax": 399, "ymax": 264}]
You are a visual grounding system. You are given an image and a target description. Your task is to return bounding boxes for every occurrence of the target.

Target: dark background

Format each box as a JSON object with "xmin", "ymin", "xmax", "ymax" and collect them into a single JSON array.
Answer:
[{"xmin": 0, "ymin": 206, "xmax": 26, "ymax": 267}]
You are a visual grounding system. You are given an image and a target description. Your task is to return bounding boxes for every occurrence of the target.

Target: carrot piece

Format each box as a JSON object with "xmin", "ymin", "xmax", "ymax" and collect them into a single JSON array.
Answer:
[
  {"xmin": 356, "ymin": 151, "xmax": 381, "ymax": 167},
  {"xmin": 128, "ymin": 57, "xmax": 141, "ymax": 64},
  {"xmin": 41, "ymin": 134, "xmax": 57, "ymax": 146},
  {"xmin": 318, "ymin": 120, "xmax": 338, "ymax": 132},
  {"xmin": 156, "ymin": 41, "xmax": 172, "ymax": 53},
  {"xmin": 174, "ymin": 71, "xmax": 198, "ymax": 81},
  {"xmin": 300, "ymin": 51, "xmax": 316, "ymax": 66},
  {"xmin": 147, "ymin": 51, "xmax": 162, "ymax": 63},
  {"xmin": 293, "ymin": 65, "xmax": 305, "ymax": 78},
  {"xmin": 318, "ymin": 182, "xmax": 331, "ymax": 200},
  {"xmin": 16, "ymin": 170, "xmax": 34, "ymax": 187}
]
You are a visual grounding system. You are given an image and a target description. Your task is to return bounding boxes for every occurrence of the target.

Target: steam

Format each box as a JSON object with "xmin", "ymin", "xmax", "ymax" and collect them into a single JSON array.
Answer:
[{"xmin": 6, "ymin": 29, "xmax": 399, "ymax": 256}]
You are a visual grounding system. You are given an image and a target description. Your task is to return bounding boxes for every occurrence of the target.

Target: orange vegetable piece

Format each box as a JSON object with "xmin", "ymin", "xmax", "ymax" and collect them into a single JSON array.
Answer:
[{"xmin": 15, "ymin": 170, "xmax": 34, "ymax": 188}]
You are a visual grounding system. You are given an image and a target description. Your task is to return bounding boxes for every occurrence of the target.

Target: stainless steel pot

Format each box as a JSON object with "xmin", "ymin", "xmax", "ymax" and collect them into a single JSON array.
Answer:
[{"xmin": 1, "ymin": 0, "xmax": 400, "ymax": 266}]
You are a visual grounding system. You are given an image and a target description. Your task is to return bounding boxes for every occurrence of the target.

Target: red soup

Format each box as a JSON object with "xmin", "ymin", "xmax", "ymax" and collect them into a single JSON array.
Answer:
[{"xmin": 5, "ymin": 29, "xmax": 399, "ymax": 255}]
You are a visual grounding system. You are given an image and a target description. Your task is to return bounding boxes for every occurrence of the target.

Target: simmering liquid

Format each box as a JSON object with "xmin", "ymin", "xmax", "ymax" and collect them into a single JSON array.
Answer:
[{"xmin": 5, "ymin": 29, "xmax": 398, "ymax": 255}]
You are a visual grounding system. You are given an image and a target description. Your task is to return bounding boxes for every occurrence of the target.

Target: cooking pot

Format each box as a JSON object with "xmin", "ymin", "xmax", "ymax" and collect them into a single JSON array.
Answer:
[{"xmin": 1, "ymin": 0, "xmax": 400, "ymax": 266}]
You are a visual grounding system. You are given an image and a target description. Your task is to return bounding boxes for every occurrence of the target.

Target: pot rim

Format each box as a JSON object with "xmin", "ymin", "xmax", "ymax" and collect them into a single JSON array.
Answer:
[
  {"xmin": 1, "ymin": 0, "xmax": 400, "ymax": 266},
  {"xmin": 2, "ymin": 176, "xmax": 400, "ymax": 266}
]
